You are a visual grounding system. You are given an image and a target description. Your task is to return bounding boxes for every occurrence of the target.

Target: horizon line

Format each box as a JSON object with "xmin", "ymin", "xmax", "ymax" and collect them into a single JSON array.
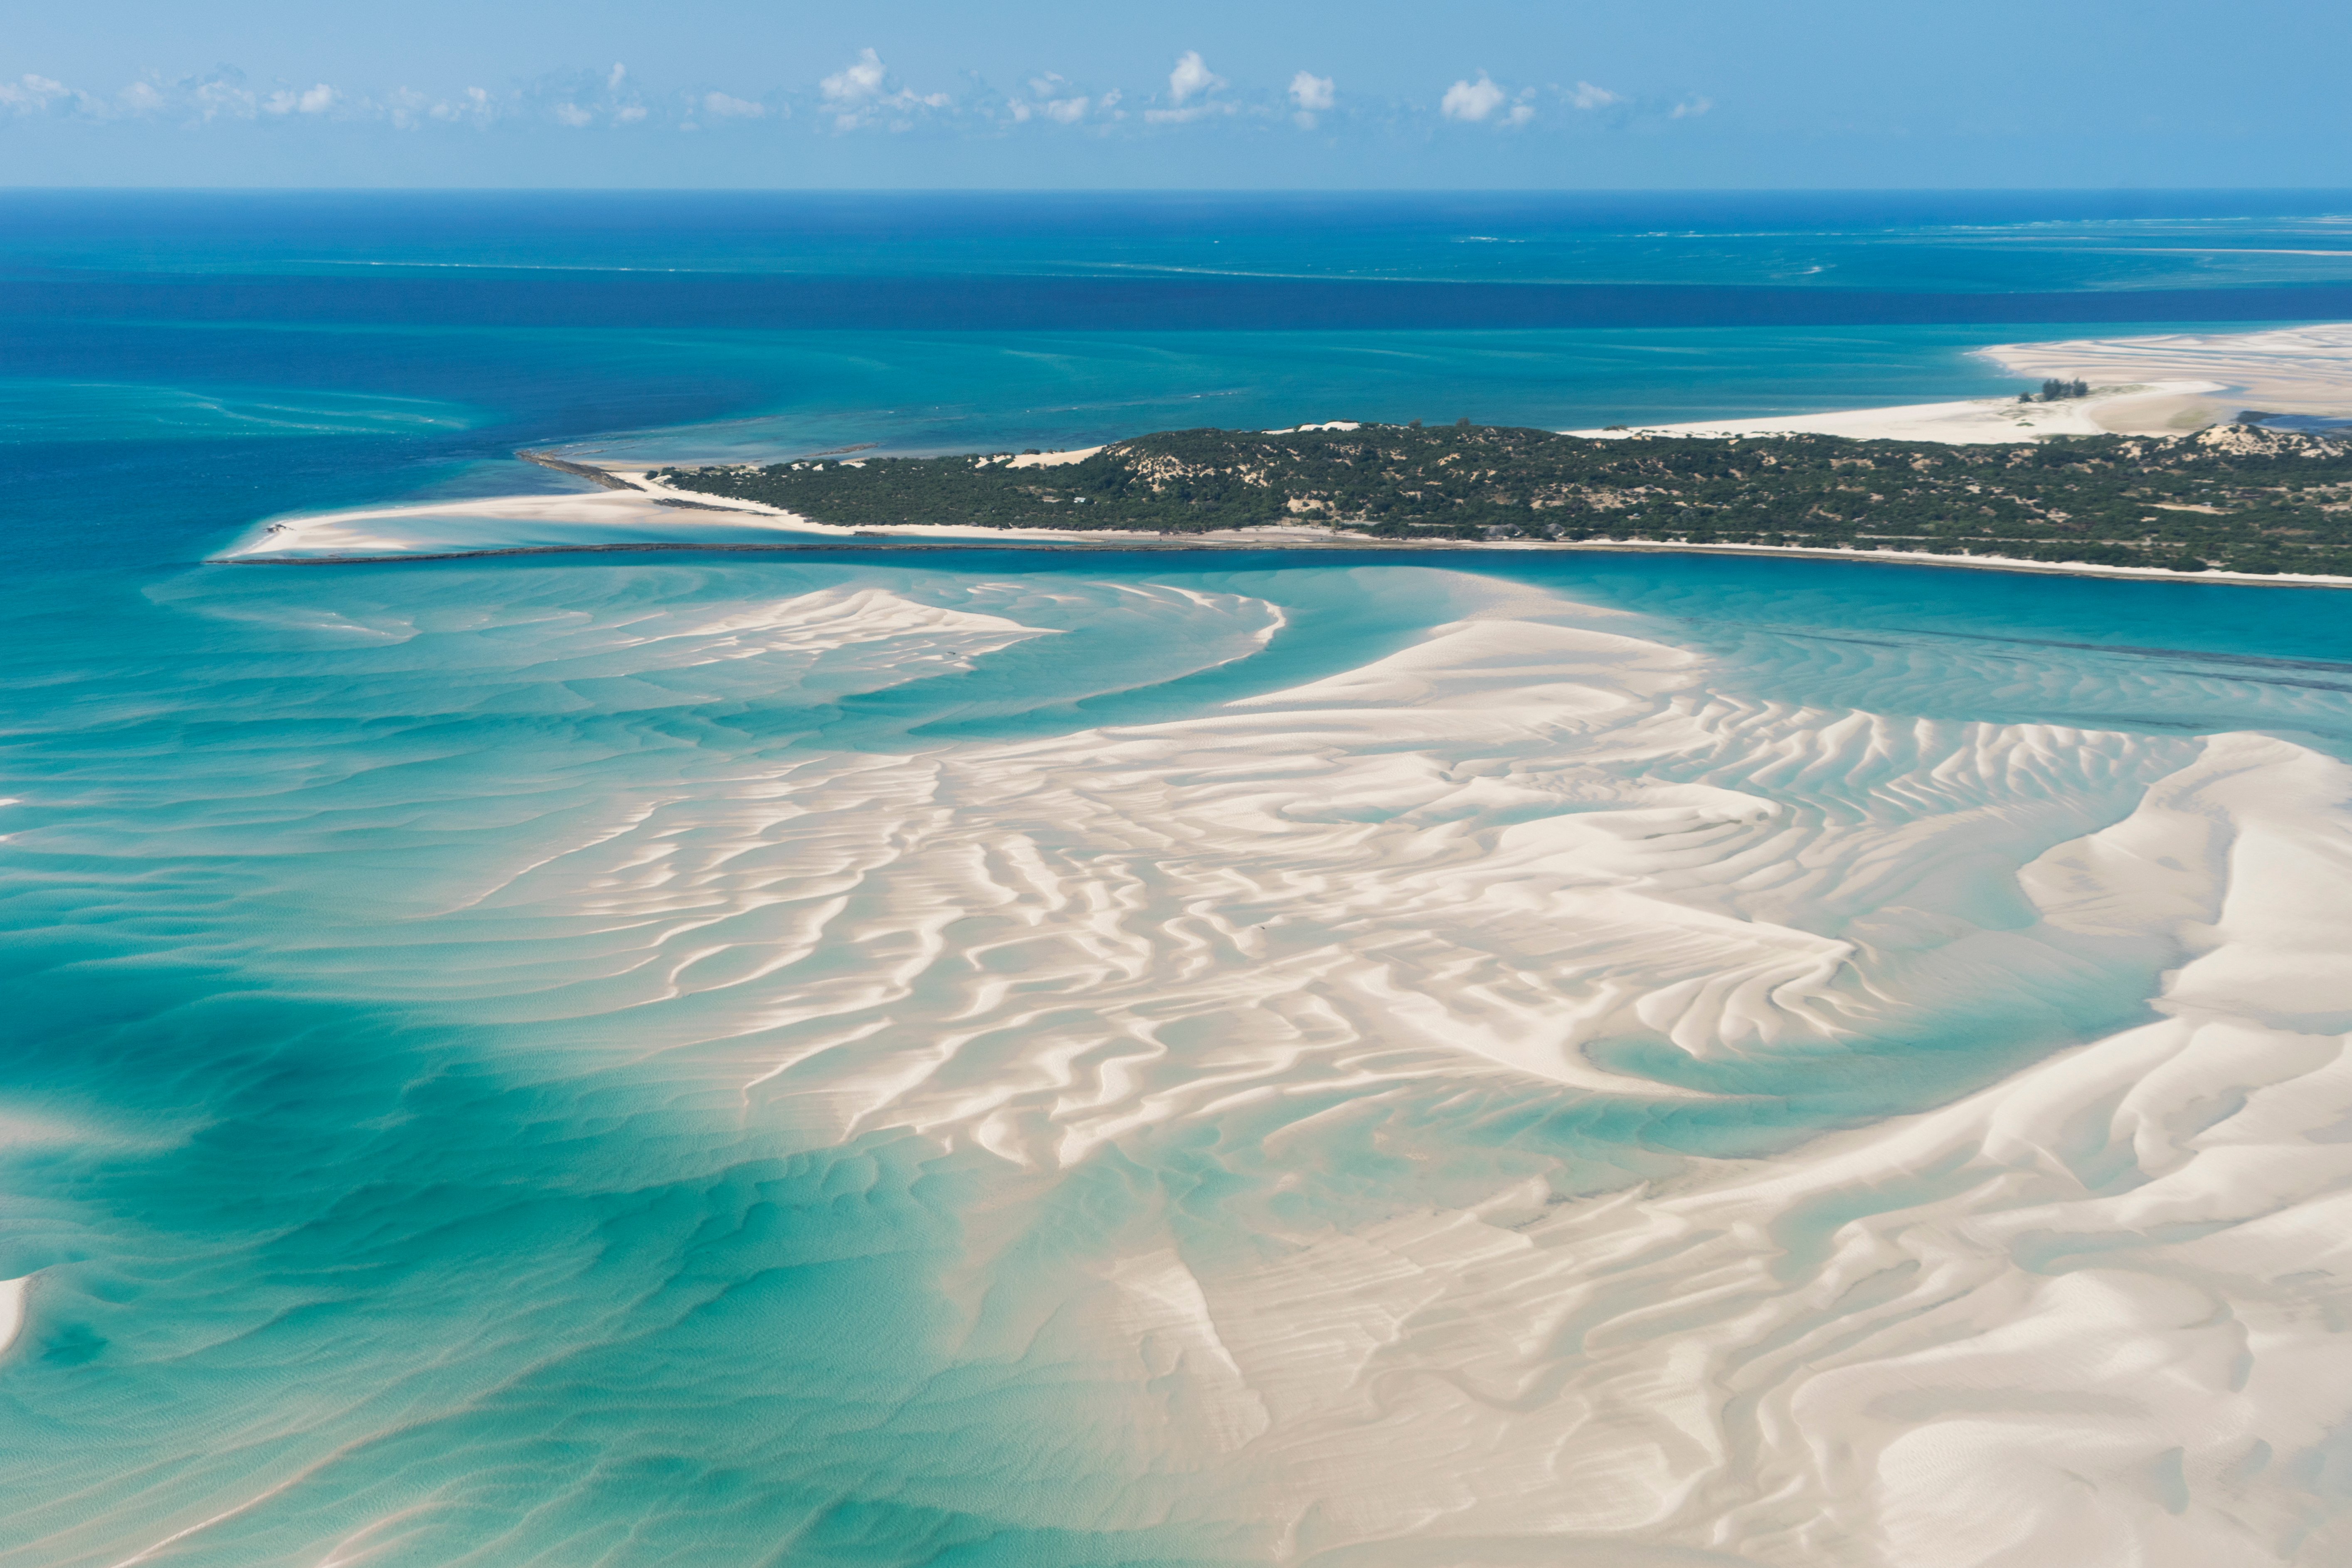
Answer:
[{"xmin": 7, "ymin": 183, "xmax": 2352, "ymax": 197}]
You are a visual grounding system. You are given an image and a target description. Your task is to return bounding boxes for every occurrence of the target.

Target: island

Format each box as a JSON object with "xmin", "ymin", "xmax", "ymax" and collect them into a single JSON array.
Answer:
[{"xmin": 648, "ymin": 419, "xmax": 2352, "ymax": 579}]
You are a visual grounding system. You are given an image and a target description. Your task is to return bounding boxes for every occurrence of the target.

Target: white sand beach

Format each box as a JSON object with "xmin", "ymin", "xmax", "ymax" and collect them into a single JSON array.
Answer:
[
  {"xmin": 229, "ymin": 484, "xmax": 795, "ymax": 559},
  {"xmin": 1567, "ymin": 378, "xmax": 2228, "ymax": 444},
  {"xmin": 224, "ymin": 471, "xmax": 1179, "ymax": 559}
]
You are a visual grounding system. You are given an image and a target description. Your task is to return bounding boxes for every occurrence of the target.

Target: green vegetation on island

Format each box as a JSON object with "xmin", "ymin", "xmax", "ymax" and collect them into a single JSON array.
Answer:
[{"xmin": 651, "ymin": 418, "xmax": 2352, "ymax": 577}]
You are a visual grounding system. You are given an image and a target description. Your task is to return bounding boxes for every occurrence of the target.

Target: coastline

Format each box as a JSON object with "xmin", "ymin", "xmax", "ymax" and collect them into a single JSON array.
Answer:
[
  {"xmin": 218, "ymin": 461, "xmax": 2352, "ymax": 589},
  {"xmin": 218, "ymin": 319, "xmax": 2352, "ymax": 587}
]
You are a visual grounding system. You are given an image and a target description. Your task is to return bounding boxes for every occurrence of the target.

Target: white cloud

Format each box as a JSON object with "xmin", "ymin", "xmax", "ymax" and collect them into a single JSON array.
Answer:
[
  {"xmin": 1289, "ymin": 71, "xmax": 1334, "ymax": 113},
  {"xmin": 819, "ymin": 47, "xmax": 945, "ymax": 129},
  {"xmin": 395, "ymin": 85, "xmax": 504, "ymax": 130},
  {"xmin": 190, "ymin": 79, "xmax": 256, "ymax": 119},
  {"xmin": 614, "ymin": 104, "xmax": 647, "ymax": 123},
  {"xmin": 703, "ymin": 91, "xmax": 764, "ymax": 119},
  {"xmin": 0, "ymin": 74, "xmax": 73, "ymax": 113},
  {"xmin": 0, "ymin": 71, "xmax": 127, "ymax": 119},
  {"xmin": 426, "ymin": 86, "xmax": 495, "ymax": 126},
  {"xmin": 2, "ymin": 66, "xmax": 513, "ymax": 129},
  {"xmin": 1570, "ymin": 80, "xmax": 1620, "ymax": 111},
  {"xmin": 1440, "ymin": 74, "xmax": 1505, "ymax": 122},
  {"xmin": 299, "ymin": 83, "xmax": 335, "ymax": 113},
  {"xmin": 1012, "ymin": 73, "xmax": 1090, "ymax": 125},
  {"xmin": 1168, "ymin": 50, "xmax": 1221, "ymax": 105},
  {"xmin": 608, "ymin": 63, "xmax": 626, "ymax": 93},
  {"xmin": 553, "ymin": 101, "xmax": 592, "ymax": 127},
  {"xmin": 1672, "ymin": 95, "xmax": 1713, "ymax": 118},
  {"xmin": 1507, "ymin": 101, "xmax": 1534, "ymax": 126},
  {"xmin": 823, "ymin": 48, "xmax": 887, "ymax": 104}
]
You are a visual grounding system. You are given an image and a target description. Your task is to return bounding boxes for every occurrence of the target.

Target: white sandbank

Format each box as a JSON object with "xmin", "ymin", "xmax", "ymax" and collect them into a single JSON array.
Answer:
[
  {"xmin": 1568, "ymin": 379, "xmax": 2228, "ymax": 444},
  {"xmin": 224, "ymin": 469, "xmax": 1150, "ymax": 558},
  {"xmin": 228, "ymin": 481, "xmax": 795, "ymax": 558},
  {"xmin": 1985, "ymin": 321, "xmax": 2352, "ymax": 417},
  {"xmin": 889, "ymin": 606, "xmax": 2352, "ymax": 1559}
]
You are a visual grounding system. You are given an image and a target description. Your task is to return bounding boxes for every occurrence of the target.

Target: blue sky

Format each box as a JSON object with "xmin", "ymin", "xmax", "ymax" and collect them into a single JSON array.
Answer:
[{"xmin": 5, "ymin": 0, "xmax": 2348, "ymax": 188}]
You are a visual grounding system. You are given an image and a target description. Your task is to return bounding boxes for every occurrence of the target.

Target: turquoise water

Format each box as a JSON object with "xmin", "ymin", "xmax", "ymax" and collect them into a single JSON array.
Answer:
[{"xmin": 6, "ymin": 192, "xmax": 2352, "ymax": 1565}]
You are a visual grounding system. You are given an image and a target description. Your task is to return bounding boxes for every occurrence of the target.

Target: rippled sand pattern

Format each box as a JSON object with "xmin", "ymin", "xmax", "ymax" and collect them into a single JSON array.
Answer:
[{"xmin": 5, "ymin": 565, "xmax": 2351, "ymax": 1566}]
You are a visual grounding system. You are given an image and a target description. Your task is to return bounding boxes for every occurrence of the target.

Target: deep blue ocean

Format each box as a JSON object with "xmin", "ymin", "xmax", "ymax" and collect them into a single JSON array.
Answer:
[{"xmin": 6, "ymin": 191, "xmax": 2352, "ymax": 1566}]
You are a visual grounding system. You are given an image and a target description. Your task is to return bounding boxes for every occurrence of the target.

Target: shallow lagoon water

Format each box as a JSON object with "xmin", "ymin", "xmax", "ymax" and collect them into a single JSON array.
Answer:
[
  {"xmin": 10, "ymin": 547, "xmax": 2352, "ymax": 1563},
  {"xmin": 6, "ymin": 193, "xmax": 2352, "ymax": 1566}
]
